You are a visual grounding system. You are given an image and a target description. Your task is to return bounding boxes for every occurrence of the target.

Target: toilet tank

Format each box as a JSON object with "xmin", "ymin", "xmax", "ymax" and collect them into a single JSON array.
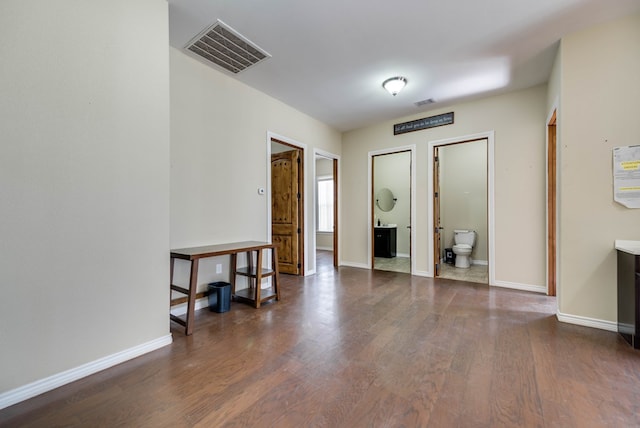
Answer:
[{"xmin": 454, "ymin": 230, "xmax": 476, "ymax": 246}]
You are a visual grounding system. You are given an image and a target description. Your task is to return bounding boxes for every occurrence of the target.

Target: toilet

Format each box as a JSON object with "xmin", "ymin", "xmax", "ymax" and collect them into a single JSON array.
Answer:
[{"xmin": 452, "ymin": 230, "xmax": 476, "ymax": 268}]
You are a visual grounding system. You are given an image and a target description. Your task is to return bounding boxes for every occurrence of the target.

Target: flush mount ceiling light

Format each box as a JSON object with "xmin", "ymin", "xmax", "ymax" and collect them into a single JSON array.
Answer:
[{"xmin": 382, "ymin": 76, "xmax": 407, "ymax": 96}]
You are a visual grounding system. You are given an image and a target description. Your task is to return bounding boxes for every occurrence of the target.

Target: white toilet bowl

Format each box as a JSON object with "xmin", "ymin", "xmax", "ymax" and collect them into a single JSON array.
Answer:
[
  {"xmin": 452, "ymin": 244, "xmax": 472, "ymax": 268},
  {"xmin": 452, "ymin": 230, "xmax": 476, "ymax": 269}
]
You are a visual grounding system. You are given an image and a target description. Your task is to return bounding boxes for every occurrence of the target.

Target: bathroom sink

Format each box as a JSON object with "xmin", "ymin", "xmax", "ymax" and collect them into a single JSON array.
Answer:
[{"xmin": 376, "ymin": 224, "xmax": 397, "ymax": 228}]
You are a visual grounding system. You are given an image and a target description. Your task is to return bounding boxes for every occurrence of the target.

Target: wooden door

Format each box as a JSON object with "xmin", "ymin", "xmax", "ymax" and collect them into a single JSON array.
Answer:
[
  {"xmin": 433, "ymin": 146, "xmax": 442, "ymax": 276},
  {"xmin": 272, "ymin": 150, "xmax": 301, "ymax": 275}
]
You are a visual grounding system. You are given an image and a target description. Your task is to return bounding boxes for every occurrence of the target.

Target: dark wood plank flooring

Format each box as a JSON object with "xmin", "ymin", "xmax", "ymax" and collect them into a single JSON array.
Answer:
[{"xmin": 2, "ymin": 252, "xmax": 640, "ymax": 427}]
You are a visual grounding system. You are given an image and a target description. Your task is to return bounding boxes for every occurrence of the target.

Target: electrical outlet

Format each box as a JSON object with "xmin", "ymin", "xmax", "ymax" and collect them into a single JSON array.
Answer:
[{"xmin": 216, "ymin": 264, "xmax": 222, "ymax": 274}]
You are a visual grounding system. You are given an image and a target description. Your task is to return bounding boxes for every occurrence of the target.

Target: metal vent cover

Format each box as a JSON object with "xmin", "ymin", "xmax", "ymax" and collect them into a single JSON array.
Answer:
[
  {"xmin": 415, "ymin": 98, "xmax": 436, "ymax": 107},
  {"xmin": 185, "ymin": 20, "xmax": 271, "ymax": 74}
]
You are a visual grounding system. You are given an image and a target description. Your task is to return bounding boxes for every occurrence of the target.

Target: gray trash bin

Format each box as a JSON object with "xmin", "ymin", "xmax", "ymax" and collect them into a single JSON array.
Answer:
[{"xmin": 208, "ymin": 282, "xmax": 231, "ymax": 313}]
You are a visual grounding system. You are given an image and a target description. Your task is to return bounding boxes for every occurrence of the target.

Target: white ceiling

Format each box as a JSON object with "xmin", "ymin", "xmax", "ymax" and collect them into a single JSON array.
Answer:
[{"xmin": 168, "ymin": 0, "xmax": 640, "ymax": 132}]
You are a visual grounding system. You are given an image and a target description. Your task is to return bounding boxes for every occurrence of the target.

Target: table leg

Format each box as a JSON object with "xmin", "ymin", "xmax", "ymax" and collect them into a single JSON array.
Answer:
[
  {"xmin": 272, "ymin": 246, "xmax": 280, "ymax": 301},
  {"xmin": 170, "ymin": 256, "xmax": 175, "ymax": 297},
  {"xmin": 230, "ymin": 253, "xmax": 237, "ymax": 300},
  {"xmin": 246, "ymin": 250, "xmax": 255, "ymax": 291},
  {"xmin": 185, "ymin": 258, "xmax": 199, "ymax": 336},
  {"xmin": 255, "ymin": 248, "xmax": 263, "ymax": 308}
]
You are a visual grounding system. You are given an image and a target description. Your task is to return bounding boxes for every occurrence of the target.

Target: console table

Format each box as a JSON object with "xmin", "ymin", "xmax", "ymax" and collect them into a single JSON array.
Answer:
[{"xmin": 170, "ymin": 241, "xmax": 280, "ymax": 335}]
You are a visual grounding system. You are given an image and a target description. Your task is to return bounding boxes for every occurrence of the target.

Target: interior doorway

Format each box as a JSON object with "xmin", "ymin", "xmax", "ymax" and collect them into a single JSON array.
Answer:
[
  {"xmin": 433, "ymin": 139, "xmax": 489, "ymax": 284},
  {"xmin": 314, "ymin": 153, "xmax": 339, "ymax": 270},
  {"xmin": 370, "ymin": 148, "xmax": 414, "ymax": 274},
  {"xmin": 428, "ymin": 131, "xmax": 495, "ymax": 285},
  {"xmin": 271, "ymin": 138, "xmax": 304, "ymax": 275}
]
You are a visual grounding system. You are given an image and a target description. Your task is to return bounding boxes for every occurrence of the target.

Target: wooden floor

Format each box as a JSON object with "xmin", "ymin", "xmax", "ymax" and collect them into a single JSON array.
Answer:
[{"xmin": 3, "ymin": 257, "xmax": 640, "ymax": 427}]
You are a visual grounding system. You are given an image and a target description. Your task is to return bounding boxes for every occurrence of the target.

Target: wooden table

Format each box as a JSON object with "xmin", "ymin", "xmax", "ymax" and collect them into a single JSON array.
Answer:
[{"xmin": 170, "ymin": 241, "xmax": 280, "ymax": 335}]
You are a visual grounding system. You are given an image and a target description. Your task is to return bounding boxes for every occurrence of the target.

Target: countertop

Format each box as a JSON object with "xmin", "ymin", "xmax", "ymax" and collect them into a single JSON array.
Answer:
[
  {"xmin": 375, "ymin": 224, "xmax": 397, "ymax": 228},
  {"xmin": 615, "ymin": 240, "xmax": 640, "ymax": 255}
]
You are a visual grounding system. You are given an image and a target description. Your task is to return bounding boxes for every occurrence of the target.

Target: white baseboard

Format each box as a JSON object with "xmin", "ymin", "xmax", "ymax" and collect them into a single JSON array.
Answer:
[
  {"xmin": 0, "ymin": 334, "xmax": 173, "ymax": 410},
  {"xmin": 339, "ymin": 261, "xmax": 369, "ymax": 269},
  {"xmin": 413, "ymin": 270, "xmax": 431, "ymax": 278},
  {"xmin": 316, "ymin": 246, "xmax": 333, "ymax": 251},
  {"xmin": 472, "ymin": 259, "xmax": 488, "ymax": 266},
  {"xmin": 396, "ymin": 253, "xmax": 410, "ymax": 258},
  {"xmin": 556, "ymin": 311, "xmax": 618, "ymax": 332},
  {"xmin": 491, "ymin": 280, "xmax": 546, "ymax": 294},
  {"xmin": 170, "ymin": 297, "xmax": 209, "ymax": 316}
]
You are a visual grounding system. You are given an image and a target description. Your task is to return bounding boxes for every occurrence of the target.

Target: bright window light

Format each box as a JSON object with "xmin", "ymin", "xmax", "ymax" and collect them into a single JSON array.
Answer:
[{"xmin": 317, "ymin": 178, "xmax": 334, "ymax": 232}]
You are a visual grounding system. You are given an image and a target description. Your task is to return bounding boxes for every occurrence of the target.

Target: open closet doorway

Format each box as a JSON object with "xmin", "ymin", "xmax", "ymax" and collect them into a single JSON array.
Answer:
[
  {"xmin": 431, "ymin": 135, "xmax": 492, "ymax": 285},
  {"xmin": 271, "ymin": 138, "xmax": 304, "ymax": 276},
  {"xmin": 314, "ymin": 152, "xmax": 338, "ymax": 272},
  {"xmin": 371, "ymin": 149, "xmax": 413, "ymax": 274}
]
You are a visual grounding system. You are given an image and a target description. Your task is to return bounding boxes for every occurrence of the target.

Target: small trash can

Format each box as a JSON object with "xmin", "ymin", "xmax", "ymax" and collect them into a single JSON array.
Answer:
[
  {"xmin": 208, "ymin": 282, "xmax": 231, "ymax": 313},
  {"xmin": 444, "ymin": 248, "xmax": 455, "ymax": 265}
]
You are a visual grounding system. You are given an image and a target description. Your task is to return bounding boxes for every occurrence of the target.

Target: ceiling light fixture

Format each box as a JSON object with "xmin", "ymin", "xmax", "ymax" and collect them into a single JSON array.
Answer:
[{"xmin": 382, "ymin": 76, "xmax": 407, "ymax": 96}]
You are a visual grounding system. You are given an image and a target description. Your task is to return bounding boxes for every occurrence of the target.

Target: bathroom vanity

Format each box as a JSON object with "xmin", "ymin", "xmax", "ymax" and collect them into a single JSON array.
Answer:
[
  {"xmin": 616, "ymin": 240, "xmax": 640, "ymax": 349},
  {"xmin": 375, "ymin": 225, "xmax": 397, "ymax": 258}
]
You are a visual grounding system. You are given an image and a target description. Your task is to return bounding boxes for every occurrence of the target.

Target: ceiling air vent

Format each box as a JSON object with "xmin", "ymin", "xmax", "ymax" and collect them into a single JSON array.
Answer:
[
  {"xmin": 185, "ymin": 20, "xmax": 271, "ymax": 74},
  {"xmin": 415, "ymin": 98, "xmax": 436, "ymax": 107}
]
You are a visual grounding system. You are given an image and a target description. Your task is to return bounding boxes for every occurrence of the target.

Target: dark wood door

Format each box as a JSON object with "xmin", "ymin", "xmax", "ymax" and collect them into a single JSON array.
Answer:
[{"xmin": 272, "ymin": 150, "xmax": 301, "ymax": 275}]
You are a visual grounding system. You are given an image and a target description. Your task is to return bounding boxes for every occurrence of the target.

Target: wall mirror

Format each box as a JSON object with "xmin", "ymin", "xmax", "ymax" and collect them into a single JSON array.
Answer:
[{"xmin": 376, "ymin": 188, "xmax": 396, "ymax": 212}]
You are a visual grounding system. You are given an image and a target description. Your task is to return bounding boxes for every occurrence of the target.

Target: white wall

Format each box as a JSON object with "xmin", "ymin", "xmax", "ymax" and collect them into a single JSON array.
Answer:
[
  {"xmin": 342, "ymin": 85, "xmax": 547, "ymax": 288},
  {"xmin": 439, "ymin": 140, "xmax": 488, "ymax": 262},
  {"xmin": 170, "ymin": 48, "xmax": 341, "ymax": 289},
  {"xmin": 0, "ymin": 0, "xmax": 170, "ymax": 395},
  {"xmin": 374, "ymin": 152, "xmax": 411, "ymax": 255},
  {"xmin": 558, "ymin": 12, "xmax": 640, "ymax": 325}
]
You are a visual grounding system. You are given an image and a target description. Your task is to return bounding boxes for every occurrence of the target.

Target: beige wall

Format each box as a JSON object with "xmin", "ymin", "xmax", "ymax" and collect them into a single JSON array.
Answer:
[
  {"xmin": 170, "ymin": 48, "xmax": 341, "ymax": 289},
  {"xmin": 374, "ymin": 152, "xmax": 411, "ymax": 255},
  {"xmin": 0, "ymin": 1, "xmax": 170, "ymax": 394},
  {"xmin": 342, "ymin": 85, "xmax": 547, "ymax": 288},
  {"xmin": 547, "ymin": 45, "xmax": 561, "ymax": 114},
  {"xmin": 439, "ymin": 140, "xmax": 488, "ymax": 263},
  {"xmin": 316, "ymin": 157, "xmax": 334, "ymax": 176},
  {"xmin": 558, "ymin": 12, "xmax": 640, "ymax": 324},
  {"xmin": 316, "ymin": 232, "xmax": 334, "ymax": 250}
]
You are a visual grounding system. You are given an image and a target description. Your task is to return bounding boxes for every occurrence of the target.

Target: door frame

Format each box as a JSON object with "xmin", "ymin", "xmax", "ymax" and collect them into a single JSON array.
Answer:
[
  {"xmin": 433, "ymin": 146, "xmax": 442, "ymax": 277},
  {"xmin": 266, "ymin": 131, "xmax": 307, "ymax": 275},
  {"xmin": 546, "ymin": 102, "xmax": 558, "ymax": 296},
  {"xmin": 427, "ymin": 131, "xmax": 495, "ymax": 284},
  {"xmin": 368, "ymin": 145, "xmax": 416, "ymax": 274},
  {"xmin": 313, "ymin": 149, "xmax": 340, "ymax": 270}
]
